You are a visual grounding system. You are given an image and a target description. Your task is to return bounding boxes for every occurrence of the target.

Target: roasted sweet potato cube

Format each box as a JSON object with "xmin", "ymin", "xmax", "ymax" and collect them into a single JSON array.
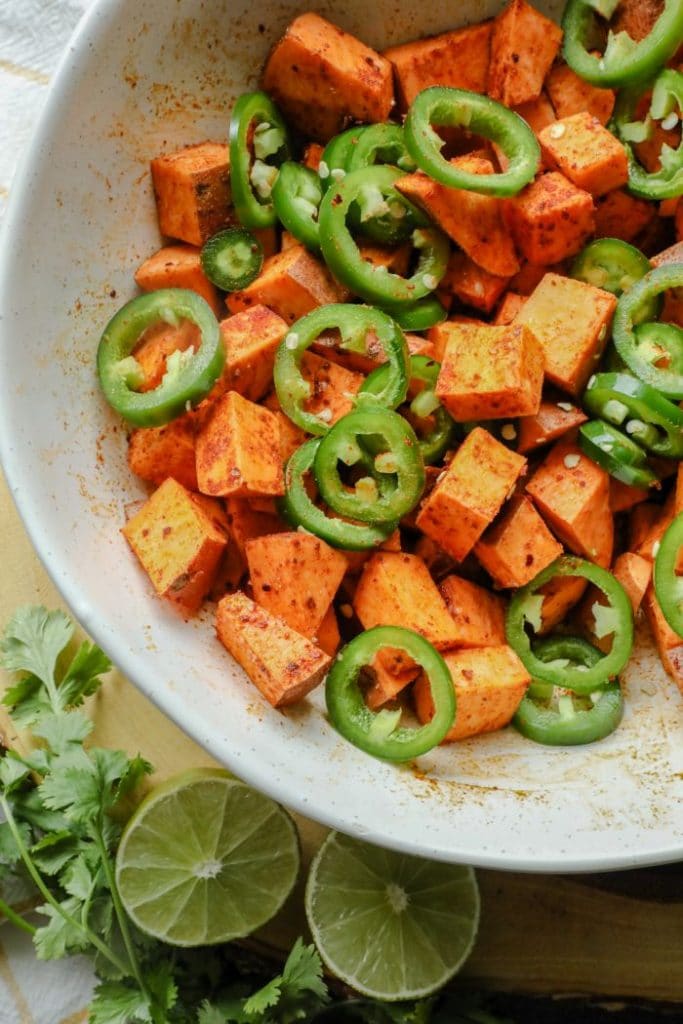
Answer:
[
  {"xmin": 435, "ymin": 322, "xmax": 543, "ymax": 421},
  {"xmin": 633, "ymin": 492, "xmax": 676, "ymax": 561},
  {"xmin": 439, "ymin": 252, "xmax": 510, "ymax": 314},
  {"xmin": 414, "ymin": 645, "xmax": 530, "ymax": 741},
  {"xmin": 505, "ymin": 172, "xmax": 595, "ymax": 264},
  {"xmin": 300, "ymin": 352, "xmax": 364, "ymax": 426},
  {"xmin": 224, "ymin": 496, "xmax": 287, "ymax": 559},
  {"xmin": 383, "ymin": 21, "xmax": 491, "ymax": 110},
  {"xmin": 514, "ymin": 93, "xmax": 557, "ymax": 135},
  {"xmin": 150, "ymin": 142, "xmax": 231, "ymax": 246},
  {"xmin": 395, "ymin": 156, "xmax": 519, "ymax": 277},
  {"xmin": 515, "ymin": 273, "xmax": 616, "ymax": 396},
  {"xmin": 545, "ymin": 63, "xmax": 615, "ymax": 126},
  {"xmin": 612, "ymin": 0, "xmax": 664, "ymax": 41},
  {"xmin": 216, "ymin": 591, "xmax": 330, "ymax": 707},
  {"xmin": 359, "ymin": 242, "xmax": 411, "ymax": 277},
  {"xmin": 493, "ymin": 292, "xmax": 527, "ymax": 326},
  {"xmin": 475, "ymin": 495, "xmax": 562, "ymax": 588},
  {"xmin": 227, "ymin": 245, "xmax": 347, "ymax": 323},
  {"xmin": 612, "ymin": 552, "xmax": 652, "ymax": 615},
  {"xmin": 127, "ymin": 415, "xmax": 199, "ymax": 492},
  {"xmin": 537, "ymin": 575, "xmax": 587, "ymax": 634},
  {"xmin": 539, "ymin": 113, "xmax": 628, "ymax": 197},
  {"xmin": 643, "ymin": 585, "xmax": 683, "ymax": 695},
  {"xmin": 428, "ymin": 316, "xmax": 486, "ymax": 361},
  {"xmin": 516, "ymin": 398, "xmax": 587, "ymax": 454},
  {"xmin": 609, "ymin": 479, "xmax": 650, "ymax": 514},
  {"xmin": 594, "ymin": 189, "xmax": 656, "ymax": 244},
  {"xmin": 135, "ymin": 245, "xmax": 221, "ymax": 316},
  {"xmin": 510, "ymin": 260, "xmax": 567, "ymax": 295},
  {"xmin": 122, "ymin": 478, "xmax": 227, "ymax": 614},
  {"xmin": 315, "ymin": 605, "xmax": 341, "ymax": 657},
  {"xmin": 416, "ymin": 427, "xmax": 526, "ymax": 562},
  {"xmin": 366, "ymin": 659, "xmax": 419, "ymax": 710},
  {"xmin": 438, "ymin": 575, "xmax": 506, "ymax": 648},
  {"xmin": 526, "ymin": 441, "xmax": 613, "ymax": 567},
  {"xmin": 262, "ymin": 13, "xmax": 393, "ymax": 142},
  {"xmin": 213, "ymin": 306, "xmax": 288, "ymax": 402},
  {"xmin": 245, "ymin": 531, "xmax": 347, "ymax": 639},
  {"xmin": 353, "ymin": 552, "xmax": 460, "ymax": 650},
  {"xmin": 488, "ymin": 0, "xmax": 562, "ymax": 107},
  {"xmin": 196, "ymin": 391, "xmax": 284, "ymax": 498},
  {"xmin": 132, "ymin": 318, "xmax": 200, "ymax": 392}
]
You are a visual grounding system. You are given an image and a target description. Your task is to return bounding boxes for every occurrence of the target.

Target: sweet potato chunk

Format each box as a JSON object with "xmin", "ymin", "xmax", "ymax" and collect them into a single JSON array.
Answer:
[
  {"xmin": 539, "ymin": 113, "xmax": 628, "ymax": 197},
  {"xmin": 227, "ymin": 245, "xmax": 346, "ymax": 323},
  {"xmin": 262, "ymin": 13, "xmax": 393, "ymax": 142},
  {"xmin": 493, "ymin": 292, "xmax": 527, "ymax": 326},
  {"xmin": 395, "ymin": 156, "xmax": 519, "ymax": 277},
  {"xmin": 513, "ymin": 93, "xmax": 557, "ymax": 135},
  {"xmin": 365, "ymin": 660, "xmax": 419, "ymax": 710},
  {"xmin": 150, "ymin": 143, "xmax": 231, "ymax": 246},
  {"xmin": 132, "ymin": 319, "xmax": 200, "ymax": 393},
  {"xmin": 505, "ymin": 172, "xmax": 595, "ymax": 264},
  {"xmin": 216, "ymin": 591, "xmax": 330, "ymax": 707},
  {"xmin": 475, "ymin": 495, "xmax": 563, "ymax": 588},
  {"xmin": 439, "ymin": 252, "xmax": 510, "ymax": 314},
  {"xmin": 537, "ymin": 575, "xmax": 587, "ymax": 634},
  {"xmin": 353, "ymin": 552, "xmax": 460, "ymax": 651},
  {"xmin": 122, "ymin": 478, "xmax": 227, "ymax": 615},
  {"xmin": 127, "ymin": 415, "xmax": 199, "ymax": 492},
  {"xmin": 514, "ymin": 273, "xmax": 616, "ymax": 396},
  {"xmin": 196, "ymin": 391, "xmax": 284, "ymax": 498},
  {"xmin": 214, "ymin": 306, "xmax": 288, "ymax": 403},
  {"xmin": 488, "ymin": 0, "xmax": 562, "ymax": 107},
  {"xmin": 245, "ymin": 531, "xmax": 347, "ymax": 639},
  {"xmin": 633, "ymin": 493, "xmax": 676, "ymax": 561},
  {"xmin": 643, "ymin": 584, "xmax": 683, "ymax": 694},
  {"xmin": 416, "ymin": 428, "xmax": 526, "ymax": 562},
  {"xmin": 516, "ymin": 397, "xmax": 587, "ymax": 454},
  {"xmin": 526, "ymin": 441, "xmax": 613, "ymax": 567},
  {"xmin": 224, "ymin": 496, "xmax": 286, "ymax": 560},
  {"xmin": 609, "ymin": 479, "xmax": 650, "ymax": 514},
  {"xmin": 414, "ymin": 645, "xmax": 530, "ymax": 741},
  {"xmin": 435, "ymin": 321, "xmax": 543, "ymax": 421},
  {"xmin": 439, "ymin": 575, "xmax": 506, "ymax": 648},
  {"xmin": 315, "ymin": 605, "xmax": 341, "ymax": 657},
  {"xmin": 383, "ymin": 22, "xmax": 491, "ymax": 110},
  {"xmin": 135, "ymin": 245, "xmax": 221, "ymax": 316},
  {"xmin": 300, "ymin": 352, "xmax": 364, "ymax": 426},
  {"xmin": 594, "ymin": 189, "xmax": 656, "ymax": 243},
  {"xmin": 545, "ymin": 63, "xmax": 615, "ymax": 126}
]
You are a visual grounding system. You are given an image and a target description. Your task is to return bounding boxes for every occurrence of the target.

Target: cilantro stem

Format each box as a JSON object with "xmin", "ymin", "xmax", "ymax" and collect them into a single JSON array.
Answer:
[
  {"xmin": 0, "ymin": 794, "xmax": 130, "ymax": 977},
  {"xmin": 0, "ymin": 895, "xmax": 37, "ymax": 935},
  {"xmin": 93, "ymin": 827, "xmax": 151, "ymax": 1003}
]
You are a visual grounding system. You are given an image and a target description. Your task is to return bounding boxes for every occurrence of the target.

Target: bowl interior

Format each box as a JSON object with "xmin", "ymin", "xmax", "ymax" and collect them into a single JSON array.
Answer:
[{"xmin": 1, "ymin": 0, "xmax": 682, "ymax": 871}]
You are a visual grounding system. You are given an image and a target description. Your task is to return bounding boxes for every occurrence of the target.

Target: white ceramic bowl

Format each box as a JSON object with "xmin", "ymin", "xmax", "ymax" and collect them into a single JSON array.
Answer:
[{"xmin": 1, "ymin": 0, "xmax": 682, "ymax": 871}]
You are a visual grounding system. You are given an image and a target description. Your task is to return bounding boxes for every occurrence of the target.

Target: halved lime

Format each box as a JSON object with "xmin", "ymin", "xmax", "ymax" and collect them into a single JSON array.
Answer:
[
  {"xmin": 305, "ymin": 831, "xmax": 479, "ymax": 1001},
  {"xmin": 115, "ymin": 768, "xmax": 299, "ymax": 946}
]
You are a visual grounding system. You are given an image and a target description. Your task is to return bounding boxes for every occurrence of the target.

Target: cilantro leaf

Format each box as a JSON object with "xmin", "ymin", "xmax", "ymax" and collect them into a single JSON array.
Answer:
[
  {"xmin": 33, "ymin": 710, "xmax": 93, "ymax": 753},
  {"xmin": 29, "ymin": 830, "xmax": 79, "ymax": 876},
  {"xmin": 34, "ymin": 896, "xmax": 91, "ymax": 959},
  {"xmin": 0, "ymin": 752, "xmax": 31, "ymax": 794},
  {"xmin": 89, "ymin": 980, "xmax": 154, "ymax": 1024},
  {"xmin": 0, "ymin": 820, "xmax": 31, "ymax": 874},
  {"xmin": 59, "ymin": 641, "xmax": 112, "ymax": 709},
  {"xmin": 0, "ymin": 607, "xmax": 73, "ymax": 695},
  {"xmin": 243, "ymin": 939, "xmax": 329, "ymax": 1022}
]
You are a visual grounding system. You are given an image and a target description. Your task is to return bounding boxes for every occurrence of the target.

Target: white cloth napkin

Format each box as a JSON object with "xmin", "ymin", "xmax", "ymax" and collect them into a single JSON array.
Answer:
[{"xmin": 1, "ymin": 5, "xmax": 98, "ymax": 1021}]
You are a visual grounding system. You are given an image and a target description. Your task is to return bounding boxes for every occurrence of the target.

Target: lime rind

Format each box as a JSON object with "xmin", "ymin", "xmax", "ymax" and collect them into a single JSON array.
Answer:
[
  {"xmin": 115, "ymin": 768, "xmax": 299, "ymax": 946},
  {"xmin": 305, "ymin": 831, "xmax": 479, "ymax": 1001}
]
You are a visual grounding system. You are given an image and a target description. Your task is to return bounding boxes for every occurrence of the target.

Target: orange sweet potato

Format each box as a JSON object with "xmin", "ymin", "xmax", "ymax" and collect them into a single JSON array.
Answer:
[
  {"xmin": 539, "ymin": 113, "xmax": 628, "ymax": 197},
  {"xmin": 545, "ymin": 63, "xmax": 615, "ymax": 126},
  {"xmin": 488, "ymin": 0, "xmax": 562, "ymax": 107},
  {"xmin": 127, "ymin": 414, "xmax": 199, "ymax": 492},
  {"xmin": 438, "ymin": 252, "xmax": 511, "ymax": 314},
  {"xmin": 516, "ymin": 398, "xmax": 587, "ymax": 454},
  {"xmin": 383, "ymin": 21, "xmax": 491, "ymax": 110},
  {"xmin": 474, "ymin": 495, "xmax": 563, "ymax": 588},
  {"xmin": 195, "ymin": 391, "xmax": 284, "ymax": 498},
  {"xmin": 135, "ymin": 245, "xmax": 221, "ymax": 316},
  {"xmin": 262, "ymin": 13, "xmax": 393, "ymax": 141},
  {"xmin": 439, "ymin": 575, "xmax": 507, "ymax": 647},
  {"xmin": 212, "ymin": 305, "xmax": 289, "ymax": 403},
  {"xmin": 227, "ymin": 244, "xmax": 347, "ymax": 323},
  {"xmin": 594, "ymin": 189, "xmax": 656, "ymax": 244},
  {"xmin": 150, "ymin": 142, "xmax": 231, "ymax": 246},
  {"xmin": 505, "ymin": 171, "xmax": 595, "ymax": 264}
]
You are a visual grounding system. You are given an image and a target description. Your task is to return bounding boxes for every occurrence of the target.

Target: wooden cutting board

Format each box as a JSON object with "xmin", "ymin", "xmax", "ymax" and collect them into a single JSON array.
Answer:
[{"xmin": 1, "ymin": 474, "xmax": 681, "ymax": 1003}]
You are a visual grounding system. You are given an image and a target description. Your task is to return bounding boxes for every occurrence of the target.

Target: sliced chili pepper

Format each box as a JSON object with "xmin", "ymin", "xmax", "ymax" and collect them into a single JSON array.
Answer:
[
  {"xmin": 200, "ymin": 228, "xmax": 264, "ymax": 291},
  {"xmin": 229, "ymin": 91, "xmax": 290, "ymax": 230},
  {"xmin": 613, "ymin": 264, "xmax": 683, "ymax": 399},
  {"xmin": 579, "ymin": 419, "xmax": 659, "ymax": 489},
  {"xmin": 273, "ymin": 304, "xmax": 409, "ymax": 435},
  {"xmin": 319, "ymin": 126, "xmax": 364, "ymax": 190},
  {"xmin": 271, "ymin": 162, "xmax": 322, "ymax": 252},
  {"xmin": 361, "ymin": 355, "xmax": 455, "ymax": 465},
  {"xmin": 583, "ymin": 372, "xmax": 683, "ymax": 459},
  {"xmin": 345, "ymin": 123, "xmax": 417, "ymax": 174},
  {"xmin": 319, "ymin": 166, "xmax": 450, "ymax": 308},
  {"xmin": 97, "ymin": 289, "xmax": 224, "ymax": 428},
  {"xmin": 314, "ymin": 407, "xmax": 425, "ymax": 526},
  {"xmin": 562, "ymin": 0, "xmax": 683, "ymax": 88},
  {"xmin": 278, "ymin": 439, "xmax": 397, "ymax": 551},
  {"xmin": 325, "ymin": 626, "xmax": 456, "ymax": 761},
  {"xmin": 404, "ymin": 87, "xmax": 540, "ymax": 197},
  {"xmin": 653, "ymin": 511, "xmax": 683, "ymax": 638},
  {"xmin": 390, "ymin": 296, "xmax": 448, "ymax": 331},
  {"xmin": 571, "ymin": 238, "xmax": 657, "ymax": 315},
  {"xmin": 514, "ymin": 683, "xmax": 624, "ymax": 746},
  {"xmin": 527, "ymin": 635, "xmax": 607, "ymax": 700},
  {"xmin": 611, "ymin": 69, "xmax": 683, "ymax": 200},
  {"xmin": 506, "ymin": 556, "xmax": 634, "ymax": 691}
]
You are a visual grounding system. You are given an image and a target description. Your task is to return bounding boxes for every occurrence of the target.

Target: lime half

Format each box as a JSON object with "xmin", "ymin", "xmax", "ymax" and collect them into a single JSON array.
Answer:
[
  {"xmin": 305, "ymin": 832, "xmax": 479, "ymax": 1001},
  {"xmin": 115, "ymin": 768, "xmax": 299, "ymax": 946}
]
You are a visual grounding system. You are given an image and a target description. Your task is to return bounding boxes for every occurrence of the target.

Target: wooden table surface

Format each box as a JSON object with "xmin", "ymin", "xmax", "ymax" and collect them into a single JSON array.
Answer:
[{"xmin": 0, "ymin": 472, "xmax": 681, "ymax": 1007}]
